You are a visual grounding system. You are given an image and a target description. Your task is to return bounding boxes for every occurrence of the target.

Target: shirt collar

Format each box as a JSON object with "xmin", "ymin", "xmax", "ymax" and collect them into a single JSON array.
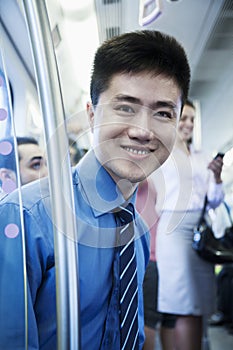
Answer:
[{"xmin": 73, "ymin": 149, "xmax": 136, "ymax": 217}]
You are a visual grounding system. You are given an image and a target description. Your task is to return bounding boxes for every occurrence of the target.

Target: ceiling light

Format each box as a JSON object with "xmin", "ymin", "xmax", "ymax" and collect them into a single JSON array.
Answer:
[
  {"xmin": 139, "ymin": 0, "xmax": 162, "ymax": 27},
  {"xmin": 60, "ymin": 0, "xmax": 94, "ymax": 21}
]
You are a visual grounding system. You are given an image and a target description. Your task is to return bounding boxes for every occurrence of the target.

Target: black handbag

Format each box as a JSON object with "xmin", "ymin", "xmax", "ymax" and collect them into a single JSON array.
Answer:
[{"xmin": 192, "ymin": 196, "xmax": 233, "ymax": 264}]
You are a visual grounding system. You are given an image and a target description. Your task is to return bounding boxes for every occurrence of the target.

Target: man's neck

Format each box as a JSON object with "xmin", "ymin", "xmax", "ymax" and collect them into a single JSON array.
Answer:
[{"xmin": 116, "ymin": 178, "xmax": 138, "ymax": 201}]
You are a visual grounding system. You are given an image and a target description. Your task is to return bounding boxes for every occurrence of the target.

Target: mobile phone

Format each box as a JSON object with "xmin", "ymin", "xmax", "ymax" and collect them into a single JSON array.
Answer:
[{"xmin": 214, "ymin": 152, "xmax": 225, "ymax": 159}]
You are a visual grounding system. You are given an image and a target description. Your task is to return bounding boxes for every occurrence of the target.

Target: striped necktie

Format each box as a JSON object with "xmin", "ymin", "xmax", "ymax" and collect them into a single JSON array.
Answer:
[{"xmin": 115, "ymin": 203, "xmax": 139, "ymax": 350}]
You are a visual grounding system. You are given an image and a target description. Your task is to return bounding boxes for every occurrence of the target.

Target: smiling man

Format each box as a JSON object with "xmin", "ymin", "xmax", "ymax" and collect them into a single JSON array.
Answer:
[{"xmin": 0, "ymin": 30, "xmax": 190, "ymax": 350}]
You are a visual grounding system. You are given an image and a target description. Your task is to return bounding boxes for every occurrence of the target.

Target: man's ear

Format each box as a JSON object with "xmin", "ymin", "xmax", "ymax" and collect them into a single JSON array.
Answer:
[
  {"xmin": 86, "ymin": 101, "xmax": 95, "ymax": 132},
  {"xmin": 0, "ymin": 168, "xmax": 8, "ymax": 181},
  {"xmin": 0, "ymin": 168, "xmax": 15, "ymax": 181},
  {"xmin": 0, "ymin": 168, "xmax": 4, "ymax": 182}
]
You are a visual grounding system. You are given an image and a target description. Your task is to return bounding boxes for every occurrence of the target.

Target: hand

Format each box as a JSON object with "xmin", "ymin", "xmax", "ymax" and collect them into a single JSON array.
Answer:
[{"xmin": 207, "ymin": 156, "xmax": 224, "ymax": 184}]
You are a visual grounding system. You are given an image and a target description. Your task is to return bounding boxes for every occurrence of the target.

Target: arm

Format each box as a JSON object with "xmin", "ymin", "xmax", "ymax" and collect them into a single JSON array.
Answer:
[
  {"xmin": 207, "ymin": 156, "xmax": 224, "ymax": 208},
  {"xmin": 0, "ymin": 202, "xmax": 39, "ymax": 349},
  {"xmin": 0, "ymin": 200, "xmax": 55, "ymax": 349},
  {"xmin": 208, "ymin": 155, "xmax": 223, "ymax": 184}
]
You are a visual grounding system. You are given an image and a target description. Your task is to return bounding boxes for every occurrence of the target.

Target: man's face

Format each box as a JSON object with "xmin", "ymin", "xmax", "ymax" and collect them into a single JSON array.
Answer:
[
  {"xmin": 18, "ymin": 143, "xmax": 48, "ymax": 185},
  {"xmin": 88, "ymin": 72, "xmax": 182, "ymax": 188}
]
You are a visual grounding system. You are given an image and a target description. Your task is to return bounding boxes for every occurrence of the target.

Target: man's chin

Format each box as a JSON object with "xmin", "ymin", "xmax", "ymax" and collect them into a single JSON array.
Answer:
[
  {"xmin": 103, "ymin": 158, "xmax": 154, "ymax": 182},
  {"xmin": 113, "ymin": 169, "xmax": 148, "ymax": 184}
]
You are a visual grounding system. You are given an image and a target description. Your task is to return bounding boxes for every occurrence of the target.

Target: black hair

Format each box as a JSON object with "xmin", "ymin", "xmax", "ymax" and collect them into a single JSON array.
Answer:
[
  {"xmin": 17, "ymin": 136, "xmax": 39, "ymax": 161},
  {"xmin": 16, "ymin": 136, "xmax": 39, "ymax": 146},
  {"xmin": 90, "ymin": 30, "xmax": 190, "ymax": 107},
  {"xmin": 68, "ymin": 138, "xmax": 88, "ymax": 165},
  {"xmin": 185, "ymin": 99, "xmax": 195, "ymax": 109},
  {"xmin": 0, "ymin": 136, "xmax": 39, "ymax": 174}
]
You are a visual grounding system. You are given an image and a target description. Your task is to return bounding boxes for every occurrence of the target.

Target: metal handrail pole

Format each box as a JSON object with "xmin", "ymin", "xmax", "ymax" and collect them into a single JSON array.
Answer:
[{"xmin": 22, "ymin": 1, "xmax": 80, "ymax": 349}]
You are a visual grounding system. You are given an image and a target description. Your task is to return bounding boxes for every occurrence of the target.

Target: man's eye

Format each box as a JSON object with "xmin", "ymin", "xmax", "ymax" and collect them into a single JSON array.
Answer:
[
  {"xmin": 31, "ymin": 161, "xmax": 42, "ymax": 170},
  {"xmin": 153, "ymin": 111, "xmax": 172, "ymax": 119},
  {"xmin": 115, "ymin": 105, "xmax": 135, "ymax": 114}
]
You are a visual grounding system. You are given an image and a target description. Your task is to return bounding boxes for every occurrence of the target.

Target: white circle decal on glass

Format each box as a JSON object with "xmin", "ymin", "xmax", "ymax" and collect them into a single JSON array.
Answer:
[{"xmin": 4, "ymin": 223, "xmax": 19, "ymax": 239}]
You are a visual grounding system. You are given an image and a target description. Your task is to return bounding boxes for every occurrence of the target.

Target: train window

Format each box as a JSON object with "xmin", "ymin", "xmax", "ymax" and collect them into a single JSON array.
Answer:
[
  {"xmin": 25, "ymin": 92, "xmax": 43, "ymax": 137},
  {"xmin": 0, "ymin": 69, "xmax": 17, "ymax": 196},
  {"xmin": 0, "ymin": 69, "xmax": 14, "ymax": 138}
]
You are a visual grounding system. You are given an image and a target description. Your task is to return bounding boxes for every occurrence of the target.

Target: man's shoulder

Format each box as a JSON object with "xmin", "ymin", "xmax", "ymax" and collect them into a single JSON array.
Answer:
[
  {"xmin": 0, "ymin": 177, "xmax": 50, "ymax": 211},
  {"xmin": 0, "ymin": 169, "xmax": 80, "ymax": 214}
]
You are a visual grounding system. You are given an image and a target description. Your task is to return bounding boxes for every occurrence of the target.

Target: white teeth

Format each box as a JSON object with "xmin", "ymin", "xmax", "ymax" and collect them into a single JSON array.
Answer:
[{"xmin": 125, "ymin": 147, "xmax": 149, "ymax": 155}]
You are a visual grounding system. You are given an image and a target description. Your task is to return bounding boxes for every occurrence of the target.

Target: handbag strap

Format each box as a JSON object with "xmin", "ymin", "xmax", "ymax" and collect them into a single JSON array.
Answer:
[{"xmin": 198, "ymin": 195, "xmax": 208, "ymax": 227}]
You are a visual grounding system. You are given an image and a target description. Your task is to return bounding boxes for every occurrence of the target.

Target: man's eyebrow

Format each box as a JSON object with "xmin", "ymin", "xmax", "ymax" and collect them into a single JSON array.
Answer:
[
  {"xmin": 113, "ymin": 94, "xmax": 141, "ymax": 104},
  {"xmin": 28, "ymin": 156, "xmax": 43, "ymax": 163},
  {"xmin": 113, "ymin": 94, "xmax": 177, "ymax": 110},
  {"xmin": 149, "ymin": 100, "xmax": 177, "ymax": 110}
]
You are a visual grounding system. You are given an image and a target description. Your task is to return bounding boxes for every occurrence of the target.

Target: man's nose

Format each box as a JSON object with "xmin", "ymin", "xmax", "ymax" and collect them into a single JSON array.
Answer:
[{"xmin": 127, "ymin": 111, "xmax": 154, "ymax": 141}]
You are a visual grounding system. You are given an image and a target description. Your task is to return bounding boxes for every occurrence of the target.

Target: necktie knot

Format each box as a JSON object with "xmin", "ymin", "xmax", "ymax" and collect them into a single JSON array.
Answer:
[
  {"xmin": 115, "ymin": 204, "xmax": 135, "ymax": 246},
  {"xmin": 115, "ymin": 203, "xmax": 134, "ymax": 225}
]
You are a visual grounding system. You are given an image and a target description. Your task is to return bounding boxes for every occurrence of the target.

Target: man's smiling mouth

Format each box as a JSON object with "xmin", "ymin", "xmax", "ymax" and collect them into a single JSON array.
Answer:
[{"xmin": 122, "ymin": 146, "xmax": 150, "ymax": 155}]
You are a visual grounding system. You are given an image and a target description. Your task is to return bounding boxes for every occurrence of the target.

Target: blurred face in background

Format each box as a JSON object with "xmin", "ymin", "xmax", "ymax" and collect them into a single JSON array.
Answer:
[
  {"xmin": 178, "ymin": 104, "xmax": 195, "ymax": 143},
  {"xmin": 18, "ymin": 143, "xmax": 48, "ymax": 185}
]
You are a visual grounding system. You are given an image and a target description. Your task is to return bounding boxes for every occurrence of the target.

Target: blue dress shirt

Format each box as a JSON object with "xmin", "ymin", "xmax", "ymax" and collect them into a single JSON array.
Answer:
[{"xmin": 0, "ymin": 150, "xmax": 149, "ymax": 350}]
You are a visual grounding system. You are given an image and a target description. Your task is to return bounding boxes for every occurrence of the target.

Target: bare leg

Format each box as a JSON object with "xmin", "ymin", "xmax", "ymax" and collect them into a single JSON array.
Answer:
[
  {"xmin": 143, "ymin": 325, "xmax": 156, "ymax": 350},
  {"xmin": 174, "ymin": 315, "xmax": 202, "ymax": 350},
  {"xmin": 202, "ymin": 316, "xmax": 211, "ymax": 350},
  {"xmin": 160, "ymin": 326, "xmax": 175, "ymax": 350}
]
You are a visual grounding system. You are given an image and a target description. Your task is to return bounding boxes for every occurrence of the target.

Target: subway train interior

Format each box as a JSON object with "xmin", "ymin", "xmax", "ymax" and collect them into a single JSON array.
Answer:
[{"xmin": 0, "ymin": 0, "xmax": 233, "ymax": 349}]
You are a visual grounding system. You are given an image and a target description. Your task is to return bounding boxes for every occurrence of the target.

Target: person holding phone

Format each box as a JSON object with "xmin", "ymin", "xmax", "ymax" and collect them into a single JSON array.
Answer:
[{"xmin": 154, "ymin": 99, "xmax": 224, "ymax": 350}]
